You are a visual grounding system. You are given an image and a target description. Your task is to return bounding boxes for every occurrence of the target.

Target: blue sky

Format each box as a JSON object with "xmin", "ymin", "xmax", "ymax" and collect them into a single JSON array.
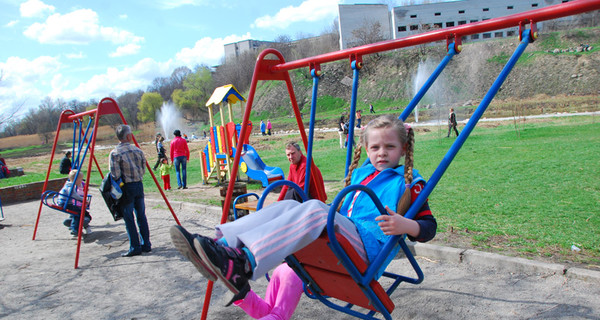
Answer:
[{"xmin": 0, "ymin": 0, "xmax": 424, "ymax": 118}]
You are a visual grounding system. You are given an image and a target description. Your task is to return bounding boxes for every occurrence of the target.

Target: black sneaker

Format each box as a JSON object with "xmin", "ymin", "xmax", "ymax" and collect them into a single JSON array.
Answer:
[
  {"xmin": 170, "ymin": 226, "xmax": 217, "ymax": 281},
  {"xmin": 194, "ymin": 236, "xmax": 252, "ymax": 296}
]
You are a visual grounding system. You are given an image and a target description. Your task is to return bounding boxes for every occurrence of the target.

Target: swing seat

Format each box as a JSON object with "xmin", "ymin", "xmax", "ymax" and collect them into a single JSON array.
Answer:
[
  {"xmin": 42, "ymin": 190, "xmax": 91, "ymax": 215},
  {"xmin": 288, "ymin": 232, "xmax": 395, "ymax": 313},
  {"xmin": 285, "ymin": 184, "xmax": 424, "ymax": 320}
]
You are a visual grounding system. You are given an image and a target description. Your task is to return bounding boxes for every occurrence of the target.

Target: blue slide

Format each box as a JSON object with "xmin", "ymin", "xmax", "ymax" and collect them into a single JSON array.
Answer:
[{"xmin": 238, "ymin": 144, "xmax": 284, "ymax": 187}]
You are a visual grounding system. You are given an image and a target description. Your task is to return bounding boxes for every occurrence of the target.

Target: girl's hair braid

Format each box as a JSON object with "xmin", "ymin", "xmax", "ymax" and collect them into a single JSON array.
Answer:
[{"xmin": 397, "ymin": 125, "xmax": 414, "ymax": 215}]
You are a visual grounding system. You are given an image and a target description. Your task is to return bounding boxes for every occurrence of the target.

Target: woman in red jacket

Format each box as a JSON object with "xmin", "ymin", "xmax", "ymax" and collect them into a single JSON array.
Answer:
[{"xmin": 170, "ymin": 130, "xmax": 190, "ymax": 189}]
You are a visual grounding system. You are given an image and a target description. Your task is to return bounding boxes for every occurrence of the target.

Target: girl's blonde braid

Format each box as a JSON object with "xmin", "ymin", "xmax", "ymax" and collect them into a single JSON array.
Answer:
[{"xmin": 397, "ymin": 126, "xmax": 414, "ymax": 216}]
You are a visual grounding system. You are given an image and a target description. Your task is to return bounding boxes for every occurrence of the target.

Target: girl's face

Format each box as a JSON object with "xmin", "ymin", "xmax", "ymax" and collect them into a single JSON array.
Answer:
[{"xmin": 365, "ymin": 127, "xmax": 405, "ymax": 171}]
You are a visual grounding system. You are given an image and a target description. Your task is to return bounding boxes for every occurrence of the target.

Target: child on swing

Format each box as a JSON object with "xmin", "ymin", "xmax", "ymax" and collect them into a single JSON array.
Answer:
[
  {"xmin": 59, "ymin": 170, "xmax": 92, "ymax": 237},
  {"xmin": 171, "ymin": 115, "xmax": 437, "ymax": 319}
]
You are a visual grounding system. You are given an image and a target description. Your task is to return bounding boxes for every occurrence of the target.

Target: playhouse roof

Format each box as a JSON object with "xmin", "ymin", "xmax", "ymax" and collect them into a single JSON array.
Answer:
[{"xmin": 205, "ymin": 84, "xmax": 246, "ymax": 107}]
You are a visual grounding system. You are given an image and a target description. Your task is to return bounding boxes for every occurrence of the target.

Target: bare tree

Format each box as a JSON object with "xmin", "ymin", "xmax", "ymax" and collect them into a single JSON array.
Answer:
[
  {"xmin": 351, "ymin": 20, "xmax": 385, "ymax": 48},
  {"xmin": 117, "ymin": 90, "xmax": 144, "ymax": 129}
]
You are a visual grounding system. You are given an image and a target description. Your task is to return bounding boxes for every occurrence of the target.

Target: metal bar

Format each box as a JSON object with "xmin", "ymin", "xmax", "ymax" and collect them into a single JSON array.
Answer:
[
  {"xmin": 344, "ymin": 61, "xmax": 361, "ymax": 177},
  {"xmin": 304, "ymin": 68, "xmax": 320, "ymax": 197}
]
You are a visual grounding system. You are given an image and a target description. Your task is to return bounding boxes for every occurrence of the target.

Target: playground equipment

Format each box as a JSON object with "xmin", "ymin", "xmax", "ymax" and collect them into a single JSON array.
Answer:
[
  {"xmin": 201, "ymin": 1, "xmax": 600, "ymax": 319},
  {"xmin": 199, "ymin": 84, "xmax": 284, "ymax": 185},
  {"xmin": 33, "ymin": 98, "xmax": 181, "ymax": 269}
]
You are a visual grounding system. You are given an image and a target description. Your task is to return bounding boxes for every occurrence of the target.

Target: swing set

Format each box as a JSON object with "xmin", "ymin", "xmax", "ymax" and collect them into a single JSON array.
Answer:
[
  {"xmin": 32, "ymin": 98, "xmax": 181, "ymax": 269},
  {"xmin": 203, "ymin": 1, "xmax": 600, "ymax": 319}
]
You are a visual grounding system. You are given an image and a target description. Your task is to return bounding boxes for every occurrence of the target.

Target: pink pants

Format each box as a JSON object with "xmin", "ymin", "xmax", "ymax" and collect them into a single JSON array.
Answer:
[{"xmin": 234, "ymin": 264, "xmax": 303, "ymax": 320}]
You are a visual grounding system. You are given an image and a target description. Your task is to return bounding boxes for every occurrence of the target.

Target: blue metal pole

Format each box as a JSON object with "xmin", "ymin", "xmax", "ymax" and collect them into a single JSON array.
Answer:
[
  {"xmin": 304, "ymin": 69, "xmax": 320, "ymax": 197},
  {"xmin": 344, "ymin": 61, "xmax": 361, "ymax": 177},
  {"xmin": 400, "ymin": 44, "xmax": 458, "ymax": 122}
]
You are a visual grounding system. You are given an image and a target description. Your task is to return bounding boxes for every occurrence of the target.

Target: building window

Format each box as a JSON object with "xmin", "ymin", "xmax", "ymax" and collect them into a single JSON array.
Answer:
[
  {"xmin": 507, "ymin": 30, "xmax": 516, "ymax": 37},
  {"xmin": 483, "ymin": 8, "xmax": 489, "ymax": 12},
  {"xmin": 422, "ymin": 23, "xmax": 431, "ymax": 30},
  {"xmin": 532, "ymin": 3, "xmax": 538, "ymax": 7},
  {"xmin": 471, "ymin": 34, "xmax": 480, "ymax": 40},
  {"xmin": 398, "ymin": 26, "xmax": 407, "ymax": 32},
  {"xmin": 435, "ymin": 12, "xmax": 441, "ymax": 16},
  {"xmin": 482, "ymin": 18, "xmax": 490, "ymax": 21},
  {"xmin": 507, "ymin": 6, "xmax": 514, "ymax": 9},
  {"xmin": 495, "ymin": 31, "xmax": 503, "ymax": 37},
  {"xmin": 470, "ymin": 19, "xmax": 478, "ymax": 23},
  {"xmin": 483, "ymin": 33, "xmax": 491, "ymax": 39},
  {"xmin": 562, "ymin": 0, "xmax": 569, "ymax": 3},
  {"xmin": 411, "ymin": 14, "xmax": 417, "ymax": 18},
  {"xmin": 458, "ymin": 20, "xmax": 467, "ymax": 25},
  {"xmin": 434, "ymin": 22, "xmax": 443, "ymax": 29},
  {"xmin": 459, "ymin": 10, "xmax": 465, "ymax": 14},
  {"xmin": 446, "ymin": 21, "xmax": 455, "ymax": 27},
  {"xmin": 410, "ymin": 24, "xmax": 419, "ymax": 30}
]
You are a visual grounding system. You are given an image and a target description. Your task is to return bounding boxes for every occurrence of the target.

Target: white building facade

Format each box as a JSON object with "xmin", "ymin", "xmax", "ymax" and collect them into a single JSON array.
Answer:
[{"xmin": 339, "ymin": 0, "xmax": 578, "ymax": 50}]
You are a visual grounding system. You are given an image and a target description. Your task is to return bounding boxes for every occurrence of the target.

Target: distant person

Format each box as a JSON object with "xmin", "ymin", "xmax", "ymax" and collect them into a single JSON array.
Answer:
[
  {"xmin": 447, "ymin": 108, "xmax": 459, "ymax": 138},
  {"xmin": 58, "ymin": 170, "xmax": 92, "ymax": 237},
  {"xmin": 338, "ymin": 115, "xmax": 346, "ymax": 149},
  {"xmin": 369, "ymin": 104, "xmax": 376, "ymax": 114},
  {"xmin": 260, "ymin": 120, "xmax": 266, "ymax": 136},
  {"xmin": 152, "ymin": 134, "xmax": 167, "ymax": 171},
  {"xmin": 59, "ymin": 151, "xmax": 72, "ymax": 174},
  {"xmin": 267, "ymin": 120, "xmax": 272, "ymax": 136},
  {"xmin": 159, "ymin": 158, "xmax": 174, "ymax": 191},
  {"xmin": 356, "ymin": 109, "xmax": 362, "ymax": 128},
  {"xmin": 203, "ymin": 130, "xmax": 207, "ymax": 139},
  {"xmin": 109, "ymin": 124, "xmax": 151, "ymax": 257},
  {"xmin": 0, "ymin": 154, "xmax": 9, "ymax": 178},
  {"xmin": 170, "ymin": 129, "xmax": 190, "ymax": 189},
  {"xmin": 277, "ymin": 142, "xmax": 327, "ymax": 202}
]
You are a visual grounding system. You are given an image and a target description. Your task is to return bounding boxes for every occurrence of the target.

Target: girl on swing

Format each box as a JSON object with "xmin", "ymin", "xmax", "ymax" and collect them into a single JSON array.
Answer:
[{"xmin": 171, "ymin": 115, "xmax": 437, "ymax": 319}]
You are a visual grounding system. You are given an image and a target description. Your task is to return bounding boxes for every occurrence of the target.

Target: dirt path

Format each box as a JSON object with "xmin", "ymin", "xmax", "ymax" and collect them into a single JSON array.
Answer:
[{"xmin": 1, "ymin": 190, "xmax": 599, "ymax": 319}]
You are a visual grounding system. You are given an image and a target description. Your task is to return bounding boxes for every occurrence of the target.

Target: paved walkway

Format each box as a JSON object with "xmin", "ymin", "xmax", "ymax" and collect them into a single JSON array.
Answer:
[{"xmin": 1, "ymin": 192, "xmax": 599, "ymax": 319}]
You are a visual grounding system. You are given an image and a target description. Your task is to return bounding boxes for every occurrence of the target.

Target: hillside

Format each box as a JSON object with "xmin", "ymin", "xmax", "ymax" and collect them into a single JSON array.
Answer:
[{"xmin": 248, "ymin": 27, "xmax": 600, "ymax": 127}]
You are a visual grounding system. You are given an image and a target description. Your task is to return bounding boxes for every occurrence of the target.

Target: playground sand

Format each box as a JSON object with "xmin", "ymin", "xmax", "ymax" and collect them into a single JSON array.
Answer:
[{"xmin": 1, "ymin": 188, "xmax": 600, "ymax": 319}]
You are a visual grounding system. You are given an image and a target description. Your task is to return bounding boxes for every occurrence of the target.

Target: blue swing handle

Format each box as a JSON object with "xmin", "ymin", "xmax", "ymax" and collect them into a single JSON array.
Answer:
[
  {"xmin": 327, "ymin": 184, "xmax": 414, "ymax": 286},
  {"xmin": 257, "ymin": 180, "xmax": 309, "ymax": 210}
]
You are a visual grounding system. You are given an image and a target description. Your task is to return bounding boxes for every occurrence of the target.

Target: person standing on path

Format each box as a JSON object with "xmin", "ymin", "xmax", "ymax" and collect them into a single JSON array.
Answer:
[
  {"xmin": 267, "ymin": 120, "xmax": 272, "ymax": 136},
  {"xmin": 338, "ymin": 115, "xmax": 346, "ymax": 148},
  {"xmin": 109, "ymin": 124, "xmax": 151, "ymax": 257},
  {"xmin": 447, "ymin": 108, "xmax": 459, "ymax": 138},
  {"xmin": 356, "ymin": 109, "xmax": 362, "ymax": 128},
  {"xmin": 369, "ymin": 104, "xmax": 375, "ymax": 114},
  {"xmin": 260, "ymin": 120, "xmax": 266, "ymax": 136},
  {"xmin": 152, "ymin": 134, "xmax": 167, "ymax": 170},
  {"xmin": 170, "ymin": 129, "xmax": 190, "ymax": 189}
]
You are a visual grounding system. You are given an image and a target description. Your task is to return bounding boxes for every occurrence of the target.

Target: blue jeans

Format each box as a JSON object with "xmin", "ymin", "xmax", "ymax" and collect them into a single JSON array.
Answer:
[
  {"xmin": 174, "ymin": 156, "xmax": 187, "ymax": 188},
  {"xmin": 121, "ymin": 181, "xmax": 151, "ymax": 252},
  {"xmin": 62, "ymin": 204, "xmax": 90, "ymax": 234}
]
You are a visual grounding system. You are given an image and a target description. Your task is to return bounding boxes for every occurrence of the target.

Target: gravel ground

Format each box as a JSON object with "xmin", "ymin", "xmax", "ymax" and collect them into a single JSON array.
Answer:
[{"xmin": 1, "ymin": 189, "xmax": 599, "ymax": 320}]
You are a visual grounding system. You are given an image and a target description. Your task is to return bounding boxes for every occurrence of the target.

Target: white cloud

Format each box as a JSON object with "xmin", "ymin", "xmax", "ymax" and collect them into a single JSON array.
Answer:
[
  {"xmin": 65, "ymin": 52, "xmax": 85, "ymax": 59},
  {"xmin": 252, "ymin": 0, "xmax": 339, "ymax": 29},
  {"xmin": 20, "ymin": 0, "xmax": 55, "ymax": 18},
  {"xmin": 175, "ymin": 33, "xmax": 252, "ymax": 67},
  {"xmin": 56, "ymin": 58, "xmax": 172, "ymax": 101},
  {"xmin": 6, "ymin": 20, "xmax": 19, "ymax": 27},
  {"xmin": 110, "ymin": 44, "xmax": 141, "ymax": 57},
  {"xmin": 119, "ymin": 14, "xmax": 128, "ymax": 19},
  {"xmin": 0, "ymin": 55, "xmax": 61, "ymax": 114},
  {"xmin": 23, "ymin": 9, "xmax": 144, "ymax": 46},
  {"xmin": 155, "ymin": 0, "xmax": 210, "ymax": 9}
]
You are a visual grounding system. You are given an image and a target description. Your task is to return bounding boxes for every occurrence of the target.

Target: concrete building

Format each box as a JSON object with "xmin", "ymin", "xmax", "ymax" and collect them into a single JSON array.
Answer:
[
  {"xmin": 338, "ymin": 0, "xmax": 579, "ymax": 50},
  {"xmin": 224, "ymin": 39, "xmax": 275, "ymax": 62}
]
